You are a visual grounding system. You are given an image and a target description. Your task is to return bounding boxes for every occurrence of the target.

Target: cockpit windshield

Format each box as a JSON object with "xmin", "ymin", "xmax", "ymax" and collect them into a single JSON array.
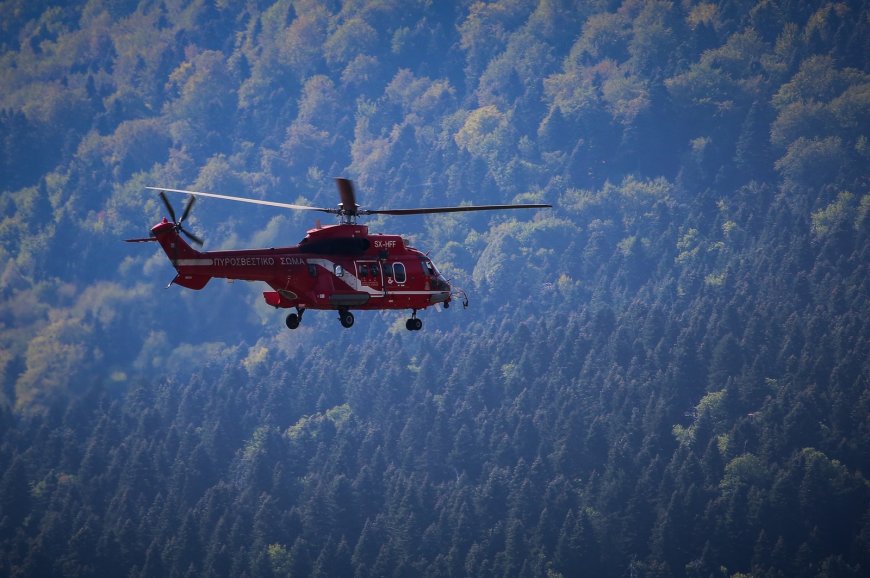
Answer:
[
  {"xmin": 423, "ymin": 260, "xmax": 437, "ymax": 276},
  {"xmin": 422, "ymin": 258, "xmax": 449, "ymax": 290}
]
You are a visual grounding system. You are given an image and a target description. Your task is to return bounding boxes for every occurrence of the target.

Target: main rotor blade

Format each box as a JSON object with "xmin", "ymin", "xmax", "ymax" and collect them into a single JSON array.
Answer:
[
  {"xmin": 159, "ymin": 191, "xmax": 178, "ymax": 223},
  {"xmin": 148, "ymin": 187, "xmax": 336, "ymax": 214},
  {"xmin": 366, "ymin": 203, "xmax": 552, "ymax": 216},
  {"xmin": 335, "ymin": 178, "xmax": 358, "ymax": 215}
]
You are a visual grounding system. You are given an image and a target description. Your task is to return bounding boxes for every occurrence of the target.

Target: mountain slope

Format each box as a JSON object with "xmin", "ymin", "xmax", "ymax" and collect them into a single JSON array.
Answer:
[{"xmin": 1, "ymin": 1, "xmax": 868, "ymax": 576}]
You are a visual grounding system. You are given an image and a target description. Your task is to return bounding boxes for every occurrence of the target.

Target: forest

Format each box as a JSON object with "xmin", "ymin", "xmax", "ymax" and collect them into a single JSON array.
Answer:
[{"xmin": 1, "ymin": 0, "xmax": 869, "ymax": 576}]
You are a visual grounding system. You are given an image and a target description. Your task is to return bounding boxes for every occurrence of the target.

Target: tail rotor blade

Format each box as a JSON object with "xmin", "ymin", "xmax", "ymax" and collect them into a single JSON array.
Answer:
[
  {"xmin": 158, "ymin": 190, "xmax": 202, "ymax": 245},
  {"xmin": 180, "ymin": 227, "xmax": 204, "ymax": 247},
  {"xmin": 159, "ymin": 191, "xmax": 178, "ymax": 223},
  {"xmin": 179, "ymin": 195, "xmax": 196, "ymax": 225}
]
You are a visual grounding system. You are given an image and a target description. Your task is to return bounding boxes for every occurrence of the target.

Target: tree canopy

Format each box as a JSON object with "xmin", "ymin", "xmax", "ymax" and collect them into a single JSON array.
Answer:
[{"xmin": 0, "ymin": 0, "xmax": 868, "ymax": 576}]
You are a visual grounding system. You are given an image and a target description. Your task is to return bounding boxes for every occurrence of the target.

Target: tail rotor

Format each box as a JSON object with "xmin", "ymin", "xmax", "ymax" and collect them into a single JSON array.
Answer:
[{"xmin": 159, "ymin": 191, "xmax": 203, "ymax": 246}]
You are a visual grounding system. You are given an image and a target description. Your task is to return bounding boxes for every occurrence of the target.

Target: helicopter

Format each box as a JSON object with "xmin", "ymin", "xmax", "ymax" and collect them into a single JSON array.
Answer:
[{"xmin": 126, "ymin": 178, "xmax": 550, "ymax": 330}]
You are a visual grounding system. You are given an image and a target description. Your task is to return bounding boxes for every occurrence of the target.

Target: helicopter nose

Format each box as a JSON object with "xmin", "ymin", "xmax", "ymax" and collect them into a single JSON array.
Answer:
[
  {"xmin": 431, "ymin": 276, "xmax": 450, "ymax": 292},
  {"xmin": 429, "ymin": 276, "xmax": 452, "ymax": 305},
  {"xmin": 430, "ymin": 292, "xmax": 450, "ymax": 305}
]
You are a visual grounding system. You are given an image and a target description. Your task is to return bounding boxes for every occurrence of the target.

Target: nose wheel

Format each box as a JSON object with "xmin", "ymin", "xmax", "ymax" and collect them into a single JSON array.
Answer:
[{"xmin": 405, "ymin": 310, "xmax": 423, "ymax": 331}]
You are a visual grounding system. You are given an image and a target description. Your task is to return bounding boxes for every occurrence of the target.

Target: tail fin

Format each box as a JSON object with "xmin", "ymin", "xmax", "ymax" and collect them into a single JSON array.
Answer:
[
  {"xmin": 152, "ymin": 220, "xmax": 211, "ymax": 290},
  {"xmin": 152, "ymin": 220, "xmax": 200, "ymax": 262}
]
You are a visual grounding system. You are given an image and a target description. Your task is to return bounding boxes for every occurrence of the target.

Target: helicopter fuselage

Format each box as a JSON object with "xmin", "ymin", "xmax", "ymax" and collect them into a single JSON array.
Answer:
[
  {"xmin": 133, "ymin": 179, "xmax": 545, "ymax": 329},
  {"xmin": 152, "ymin": 219, "xmax": 453, "ymax": 317}
]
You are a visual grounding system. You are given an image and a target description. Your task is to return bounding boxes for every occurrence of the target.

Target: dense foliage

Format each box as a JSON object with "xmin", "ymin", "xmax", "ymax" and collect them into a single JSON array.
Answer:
[{"xmin": 1, "ymin": 0, "xmax": 869, "ymax": 576}]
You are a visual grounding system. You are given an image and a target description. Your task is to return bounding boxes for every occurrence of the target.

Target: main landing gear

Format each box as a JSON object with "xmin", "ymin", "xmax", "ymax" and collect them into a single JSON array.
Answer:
[
  {"xmin": 405, "ymin": 310, "xmax": 423, "ymax": 331},
  {"xmin": 285, "ymin": 307, "xmax": 304, "ymax": 330},
  {"xmin": 338, "ymin": 308, "xmax": 355, "ymax": 328},
  {"xmin": 286, "ymin": 308, "xmax": 421, "ymax": 330},
  {"xmin": 285, "ymin": 307, "xmax": 354, "ymax": 329}
]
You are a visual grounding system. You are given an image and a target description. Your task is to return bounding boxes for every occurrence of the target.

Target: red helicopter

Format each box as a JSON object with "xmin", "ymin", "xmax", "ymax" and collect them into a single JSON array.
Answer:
[{"xmin": 127, "ymin": 178, "xmax": 550, "ymax": 330}]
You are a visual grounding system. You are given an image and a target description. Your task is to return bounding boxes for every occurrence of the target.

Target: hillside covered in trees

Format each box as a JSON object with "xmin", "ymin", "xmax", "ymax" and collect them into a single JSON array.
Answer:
[{"xmin": 1, "ymin": 0, "xmax": 869, "ymax": 576}]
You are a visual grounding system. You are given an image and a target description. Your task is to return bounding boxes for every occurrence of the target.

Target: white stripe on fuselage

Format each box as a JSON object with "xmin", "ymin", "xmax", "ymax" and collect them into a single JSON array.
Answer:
[
  {"xmin": 307, "ymin": 258, "xmax": 384, "ymax": 296},
  {"xmin": 177, "ymin": 256, "xmax": 448, "ymax": 298},
  {"xmin": 176, "ymin": 258, "xmax": 214, "ymax": 266},
  {"xmin": 306, "ymin": 258, "xmax": 448, "ymax": 298}
]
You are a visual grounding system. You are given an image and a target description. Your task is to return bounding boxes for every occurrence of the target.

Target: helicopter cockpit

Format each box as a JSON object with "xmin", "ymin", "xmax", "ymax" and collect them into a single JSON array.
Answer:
[{"xmin": 422, "ymin": 258, "xmax": 450, "ymax": 291}]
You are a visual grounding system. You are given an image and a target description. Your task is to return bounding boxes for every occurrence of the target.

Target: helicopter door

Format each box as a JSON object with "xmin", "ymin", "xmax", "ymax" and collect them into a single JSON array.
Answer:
[{"xmin": 355, "ymin": 261, "xmax": 385, "ymax": 295}]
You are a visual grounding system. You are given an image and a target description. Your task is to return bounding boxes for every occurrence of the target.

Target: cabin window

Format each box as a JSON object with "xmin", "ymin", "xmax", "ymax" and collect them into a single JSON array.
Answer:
[
  {"xmin": 393, "ymin": 262, "xmax": 407, "ymax": 284},
  {"xmin": 334, "ymin": 264, "xmax": 344, "ymax": 277},
  {"xmin": 371, "ymin": 263, "xmax": 379, "ymax": 277},
  {"xmin": 307, "ymin": 264, "xmax": 317, "ymax": 278},
  {"xmin": 358, "ymin": 263, "xmax": 369, "ymax": 278}
]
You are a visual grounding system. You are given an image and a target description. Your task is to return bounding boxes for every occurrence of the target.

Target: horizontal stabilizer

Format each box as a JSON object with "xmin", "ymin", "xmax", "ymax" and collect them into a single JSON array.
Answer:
[{"xmin": 170, "ymin": 273, "xmax": 211, "ymax": 290}]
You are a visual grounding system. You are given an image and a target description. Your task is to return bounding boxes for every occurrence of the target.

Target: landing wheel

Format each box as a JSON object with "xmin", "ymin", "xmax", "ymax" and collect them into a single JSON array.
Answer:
[
  {"xmin": 285, "ymin": 308, "xmax": 304, "ymax": 330},
  {"xmin": 405, "ymin": 317, "xmax": 423, "ymax": 331},
  {"xmin": 339, "ymin": 309, "xmax": 354, "ymax": 328},
  {"xmin": 285, "ymin": 313, "xmax": 300, "ymax": 329}
]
